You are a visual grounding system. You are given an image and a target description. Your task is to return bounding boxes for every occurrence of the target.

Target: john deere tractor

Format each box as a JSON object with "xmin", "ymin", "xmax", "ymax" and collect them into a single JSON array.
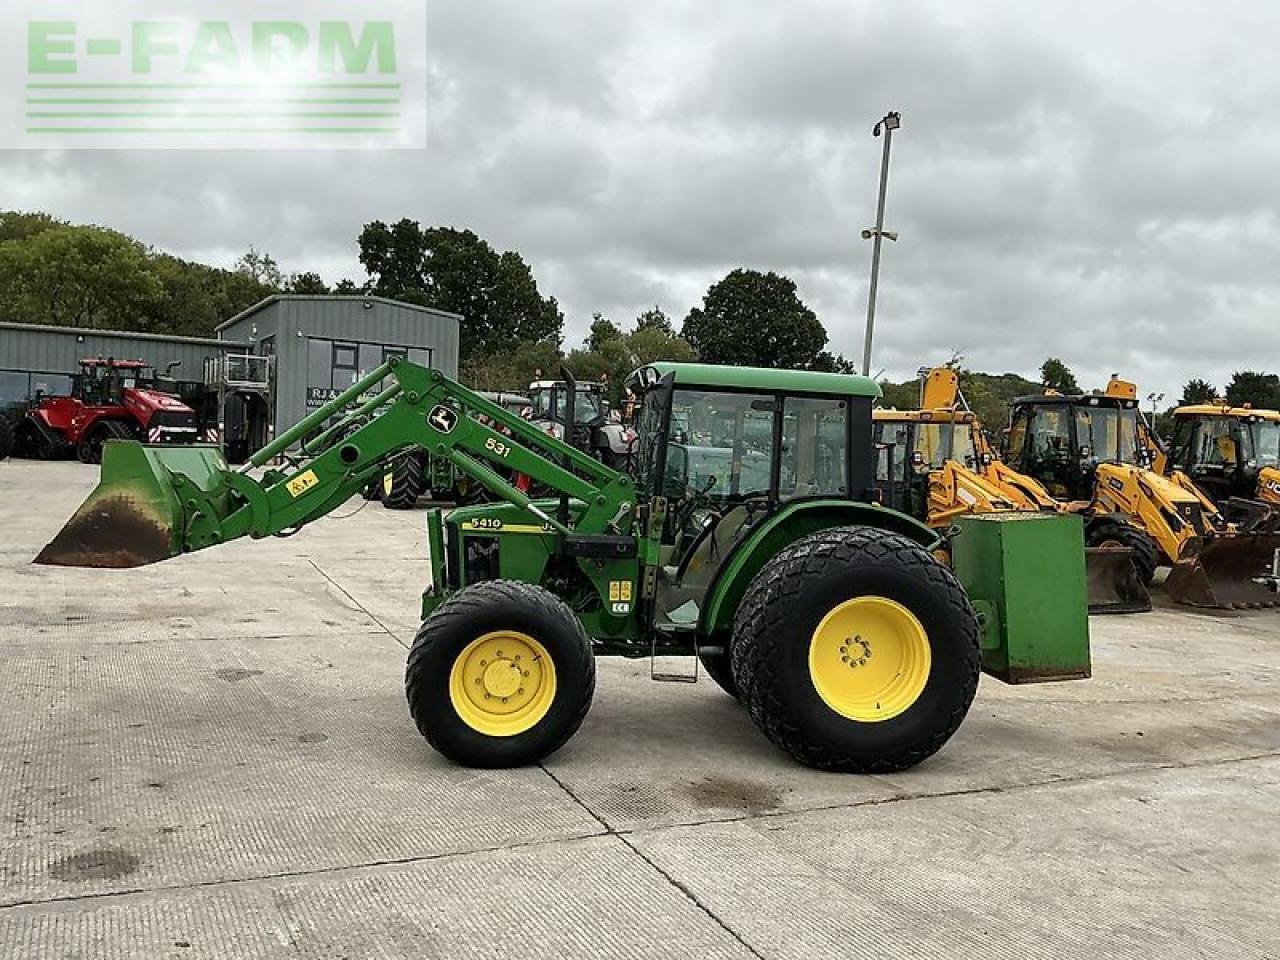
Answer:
[
  {"xmin": 42, "ymin": 358, "xmax": 1092, "ymax": 772},
  {"xmin": 1005, "ymin": 377, "xmax": 1280, "ymax": 609}
]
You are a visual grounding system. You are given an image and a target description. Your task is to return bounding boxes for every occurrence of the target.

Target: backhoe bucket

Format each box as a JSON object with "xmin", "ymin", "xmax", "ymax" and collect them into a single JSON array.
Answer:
[
  {"xmin": 36, "ymin": 442, "xmax": 229, "ymax": 568},
  {"xmin": 1084, "ymin": 546, "xmax": 1151, "ymax": 614},
  {"xmin": 1163, "ymin": 534, "xmax": 1280, "ymax": 610}
]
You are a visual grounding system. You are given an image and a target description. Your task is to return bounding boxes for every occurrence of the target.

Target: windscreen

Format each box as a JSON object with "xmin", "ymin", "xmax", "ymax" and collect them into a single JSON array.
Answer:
[
  {"xmin": 1075, "ymin": 405, "xmax": 1139, "ymax": 463},
  {"xmin": 1249, "ymin": 420, "xmax": 1280, "ymax": 468}
]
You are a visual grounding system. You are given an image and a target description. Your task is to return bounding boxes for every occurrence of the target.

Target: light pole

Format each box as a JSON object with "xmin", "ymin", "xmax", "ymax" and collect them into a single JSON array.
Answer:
[{"xmin": 860, "ymin": 110, "xmax": 900, "ymax": 377}]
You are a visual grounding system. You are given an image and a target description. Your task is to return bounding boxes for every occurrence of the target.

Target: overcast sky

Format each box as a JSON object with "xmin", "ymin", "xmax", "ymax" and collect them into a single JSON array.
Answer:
[{"xmin": 4, "ymin": 0, "xmax": 1279, "ymax": 401}]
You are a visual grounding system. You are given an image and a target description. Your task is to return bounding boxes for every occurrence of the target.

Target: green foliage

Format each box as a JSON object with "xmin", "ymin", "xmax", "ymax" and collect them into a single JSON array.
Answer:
[
  {"xmin": 235, "ymin": 247, "xmax": 283, "ymax": 288},
  {"xmin": 810, "ymin": 351, "xmax": 856, "ymax": 373},
  {"xmin": 461, "ymin": 339, "xmax": 563, "ymax": 393},
  {"xmin": 877, "ymin": 368, "xmax": 1040, "ymax": 431},
  {"xmin": 682, "ymin": 269, "xmax": 827, "ymax": 369},
  {"xmin": 1226, "ymin": 371, "xmax": 1280, "ymax": 409},
  {"xmin": 0, "ymin": 223, "xmax": 167, "ymax": 330},
  {"xmin": 286, "ymin": 272, "xmax": 330, "ymax": 294},
  {"xmin": 566, "ymin": 309, "xmax": 697, "ymax": 404},
  {"xmin": 1039, "ymin": 357, "xmax": 1080, "ymax": 395},
  {"xmin": 0, "ymin": 213, "xmax": 279, "ymax": 336},
  {"xmin": 1180, "ymin": 379, "xmax": 1218, "ymax": 405},
  {"xmin": 358, "ymin": 219, "xmax": 563, "ymax": 361}
]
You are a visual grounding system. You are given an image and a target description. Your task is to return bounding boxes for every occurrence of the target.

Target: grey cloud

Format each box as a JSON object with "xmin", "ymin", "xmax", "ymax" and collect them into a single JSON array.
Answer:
[{"xmin": 3, "ymin": 0, "xmax": 1279, "ymax": 401}]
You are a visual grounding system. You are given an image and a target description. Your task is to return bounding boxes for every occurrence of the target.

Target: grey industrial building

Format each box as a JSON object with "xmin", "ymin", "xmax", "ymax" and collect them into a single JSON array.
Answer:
[
  {"xmin": 215, "ymin": 295, "xmax": 460, "ymax": 432},
  {"xmin": 0, "ymin": 295, "xmax": 462, "ymax": 459}
]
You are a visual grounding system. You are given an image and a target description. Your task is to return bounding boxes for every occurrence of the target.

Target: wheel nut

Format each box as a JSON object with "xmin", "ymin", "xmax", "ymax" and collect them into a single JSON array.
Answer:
[
  {"xmin": 517, "ymin": 688, "xmax": 524, "ymax": 695},
  {"xmin": 502, "ymin": 697, "xmax": 509, "ymax": 703}
]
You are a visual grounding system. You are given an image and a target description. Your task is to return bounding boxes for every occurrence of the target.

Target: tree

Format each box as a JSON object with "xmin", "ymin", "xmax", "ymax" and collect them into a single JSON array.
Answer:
[
  {"xmin": 235, "ymin": 247, "xmax": 283, "ymax": 288},
  {"xmin": 285, "ymin": 272, "xmax": 329, "ymax": 294},
  {"xmin": 682, "ymin": 269, "xmax": 826, "ymax": 369},
  {"xmin": 1180, "ymin": 379, "xmax": 1217, "ymax": 405},
  {"xmin": 358, "ymin": 219, "xmax": 563, "ymax": 360},
  {"xmin": 810, "ymin": 351, "xmax": 856, "ymax": 374},
  {"xmin": 0, "ymin": 224, "xmax": 166, "ymax": 330},
  {"xmin": 564, "ymin": 309, "xmax": 697, "ymax": 404},
  {"xmin": 586, "ymin": 313, "xmax": 623, "ymax": 352},
  {"xmin": 1225, "ymin": 371, "xmax": 1280, "ymax": 409},
  {"xmin": 633, "ymin": 306, "xmax": 674, "ymax": 335},
  {"xmin": 1039, "ymin": 358, "xmax": 1080, "ymax": 394}
]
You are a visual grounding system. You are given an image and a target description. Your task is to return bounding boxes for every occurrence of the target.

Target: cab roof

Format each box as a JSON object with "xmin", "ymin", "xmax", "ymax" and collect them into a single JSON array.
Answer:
[
  {"xmin": 1175, "ymin": 404, "xmax": 1280, "ymax": 421},
  {"xmin": 634, "ymin": 362, "xmax": 881, "ymax": 398},
  {"xmin": 1012, "ymin": 392, "xmax": 1138, "ymax": 409}
]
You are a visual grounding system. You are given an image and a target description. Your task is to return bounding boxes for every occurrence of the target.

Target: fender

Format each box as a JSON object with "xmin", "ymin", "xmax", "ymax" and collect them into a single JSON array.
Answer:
[{"xmin": 699, "ymin": 498, "xmax": 937, "ymax": 637}]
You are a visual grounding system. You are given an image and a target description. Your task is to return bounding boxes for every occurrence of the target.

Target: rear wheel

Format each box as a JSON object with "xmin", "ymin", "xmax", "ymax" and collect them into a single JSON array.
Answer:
[
  {"xmin": 731, "ymin": 526, "xmax": 980, "ymax": 773},
  {"xmin": 698, "ymin": 646, "xmax": 739, "ymax": 700},
  {"xmin": 382, "ymin": 451, "xmax": 426, "ymax": 509},
  {"xmin": 406, "ymin": 580, "xmax": 595, "ymax": 767},
  {"xmin": 19, "ymin": 417, "xmax": 70, "ymax": 460},
  {"xmin": 77, "ymin": 421, "xmax": 134, "ymax": 465},
  {"xmin": 1086, "ymin": 519, "xmax": 1157, "ymax": 586}
]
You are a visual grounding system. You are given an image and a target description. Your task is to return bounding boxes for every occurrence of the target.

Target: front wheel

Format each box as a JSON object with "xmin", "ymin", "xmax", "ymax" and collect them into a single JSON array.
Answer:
[
  {"xmin": 731, "ymin": 526, "xmax": 980, "ymax": 773},
  {"xmin": 1086, "ymin": 519, "xmax": 1158, "ymax": 586},
  {"xmin": 405, "ymin": 580, "xmax": 595, "ymax": 767},
  {"xmin": 382, "ymin": 452, "xmax": 426, "ymax": 509}
]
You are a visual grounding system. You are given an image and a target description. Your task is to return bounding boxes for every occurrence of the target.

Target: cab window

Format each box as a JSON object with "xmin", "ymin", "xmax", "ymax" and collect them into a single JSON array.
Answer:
[
  {"xmin": 665, "ymin": 390, "xmax": 775, "ymax": 501},
  {"xmin": 780, "ymin": 397, "xmax": 847, "ymax": 498},
  {"xmin": 1196, "ymin": 418, "xmax": 1239, "ymax": 466}
]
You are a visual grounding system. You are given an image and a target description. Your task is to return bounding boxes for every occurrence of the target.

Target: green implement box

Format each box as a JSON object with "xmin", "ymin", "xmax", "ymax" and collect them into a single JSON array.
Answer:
[{"xmin": 950, "ymin": 513, "xmax": 1091, "ymax": 684}]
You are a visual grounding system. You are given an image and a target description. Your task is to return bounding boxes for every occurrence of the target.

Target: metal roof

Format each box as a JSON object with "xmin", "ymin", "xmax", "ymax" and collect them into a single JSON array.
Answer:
[
  {"xmin": 639, "ymin": 362, "xmax": 881, "ymax": 398},
  {"xmin": 0, "ymin": 320, "xmax": 249, "ymax": 349},
  {"xmin": 214, "ymin": 294, "xmax": 463, "ymax": 333}
]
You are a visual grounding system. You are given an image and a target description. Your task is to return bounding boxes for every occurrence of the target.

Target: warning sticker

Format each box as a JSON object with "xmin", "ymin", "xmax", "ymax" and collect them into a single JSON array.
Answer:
[{"xmin": 286, "ymin": 470, "xmax": 320, "ymax": 498}]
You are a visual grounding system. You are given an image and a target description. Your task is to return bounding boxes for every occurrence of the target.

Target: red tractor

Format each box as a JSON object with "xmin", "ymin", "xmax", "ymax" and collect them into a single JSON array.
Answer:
[{"xmin": 17, "ymin": 358, "xmax": 198, "ymax": 463}]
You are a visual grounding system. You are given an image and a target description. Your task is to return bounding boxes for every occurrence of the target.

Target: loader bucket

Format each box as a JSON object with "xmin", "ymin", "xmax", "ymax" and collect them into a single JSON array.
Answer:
[
  {"xmin": 36, "ymin": 442, "xmax": 229, "ymax": 568},
  {"xmin": 1163, "ymin": 534, "xmax": 1280, "ymax": 610},
  {"xmin": 1084, "ymin": 546, "xmax": 1151, "ymax": 614}
]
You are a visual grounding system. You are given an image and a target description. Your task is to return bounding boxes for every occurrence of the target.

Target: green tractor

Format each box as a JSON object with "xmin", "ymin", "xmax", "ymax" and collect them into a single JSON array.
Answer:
[{"xmin": 40, "ymin": 358, "xmax": 1089, "ymax": 772}]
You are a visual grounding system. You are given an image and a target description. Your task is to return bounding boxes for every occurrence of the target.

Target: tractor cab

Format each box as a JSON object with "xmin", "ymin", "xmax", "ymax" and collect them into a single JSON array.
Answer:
[
  {"xmin": 527, "ymin": 379, "xmax": 607, "ymax": 429},
  {"xmin": 72, "ymin": 358, "xmax": 149, "ymax": 407},
  {"xmin": 872, "ymin": 409, "xmax": 985, "ymax": 516},
  {"xmin": 1005, "ymin": 380, "xmax": 1145, "ymax": 500},
  {"xmin": 625, "ymin": 362, "xmax": 875, "ymax": 629},
  {"xmin": 1167, "ymin": 405, "xmax": 1280, "ymax": 505}
]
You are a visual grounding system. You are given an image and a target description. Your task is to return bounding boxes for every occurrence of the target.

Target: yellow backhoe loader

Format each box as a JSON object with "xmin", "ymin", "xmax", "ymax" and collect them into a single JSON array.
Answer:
[
  {"xmin": 1005, "ymin": 376, "xmax": 1280, "ymax": 609},
  {"xmin": 1159, "ymin": 403, "xmax": 1280, "ymax": 525},
  {"xmin": 875, "ymin": 368, "xmax": 1149, "ymax": 613}
]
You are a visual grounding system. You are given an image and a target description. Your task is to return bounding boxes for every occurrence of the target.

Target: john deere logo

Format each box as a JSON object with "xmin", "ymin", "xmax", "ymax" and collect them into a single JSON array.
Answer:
[{"xmin": 427, "ymin": 405, "xmax": 458, "ymax": 434}]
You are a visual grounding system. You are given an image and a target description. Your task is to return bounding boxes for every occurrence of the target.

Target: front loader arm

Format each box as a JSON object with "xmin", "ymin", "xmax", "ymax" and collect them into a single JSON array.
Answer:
[{"xmin": 38, "ymin": 358, "xmax": 636, "ymax": 568}]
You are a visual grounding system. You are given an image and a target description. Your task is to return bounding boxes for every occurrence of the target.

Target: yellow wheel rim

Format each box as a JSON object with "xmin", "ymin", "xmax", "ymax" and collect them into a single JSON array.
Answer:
[
  {"xmin": 448, "ymin": 631, "xmax": 557, "ymax": 737},
  {"xmin": 382, "ymin": 472, "xmax": 394, "ymax": 497},
  {"xmin": 808, "ymin": 596, "xmax": 931, "ymax": 723}
]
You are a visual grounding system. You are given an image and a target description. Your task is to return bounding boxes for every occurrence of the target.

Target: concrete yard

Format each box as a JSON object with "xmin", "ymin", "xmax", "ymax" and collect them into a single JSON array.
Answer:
[{"xmin": 1, "ymin": 458, "xmax": 1277, "ymax": 959}]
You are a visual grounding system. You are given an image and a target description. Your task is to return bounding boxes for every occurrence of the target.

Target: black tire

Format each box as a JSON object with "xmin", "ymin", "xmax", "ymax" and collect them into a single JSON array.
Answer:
[
  {"xmin": 77, "ymin": 420, "xmax": 134, "ymax": 465},
  {"xmin": 381, "ymin": 451, "xmax": 426, "ymax": 509},
  {"xmin": 600, "ymin": 448, "xmax": 631, "ymax": 472},
  {"xmin": 0, "ymin": 414, "xmax": 13, "ymax": 461},
  {"xmin": 731, "ymin": 526, "xmax": 981, "ymax": 774},
  {"xmin": 698, "ymin": 647, "xmax": 739, "ymax": 700},
  {"xmin": 20, "ymin": 417, "xmax": 70, "ymax": 460},
  {"xmin": 405, "ymin": 580, "xmax": 595, "ymax": 767},
  {"xmin": 1086, "ymin": 519, "xmax": 1158, "ymax": 586}
]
